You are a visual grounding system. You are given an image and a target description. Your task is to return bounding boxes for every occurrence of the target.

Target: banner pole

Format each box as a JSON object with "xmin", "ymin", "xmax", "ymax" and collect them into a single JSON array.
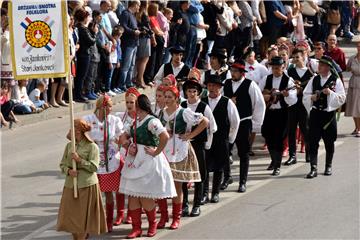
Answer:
[{"xmin": 68, "ymin": 72, "xmax": 78, "ymax": 198}]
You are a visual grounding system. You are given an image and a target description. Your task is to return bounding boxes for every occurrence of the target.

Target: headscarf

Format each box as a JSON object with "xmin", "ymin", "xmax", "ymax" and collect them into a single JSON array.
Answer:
[{"xmin": 165, "ymin": 85, "xmax": 180, "ymax": 98}]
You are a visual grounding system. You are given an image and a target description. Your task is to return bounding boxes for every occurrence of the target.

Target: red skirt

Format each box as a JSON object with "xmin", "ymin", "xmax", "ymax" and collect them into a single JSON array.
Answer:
[{"xmin": 97, "ymin": 160, "xmax": 124, "ymax": 192}]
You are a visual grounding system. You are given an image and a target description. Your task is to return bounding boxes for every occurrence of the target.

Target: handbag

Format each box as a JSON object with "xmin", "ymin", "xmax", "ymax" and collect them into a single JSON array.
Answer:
[
  {"xmin": 301, "ymin": 1, "xmax": 317, "ymax": 16},
  {"xmin": 327, "ymin": 9, "xmax": 341, "ymax": 25}
]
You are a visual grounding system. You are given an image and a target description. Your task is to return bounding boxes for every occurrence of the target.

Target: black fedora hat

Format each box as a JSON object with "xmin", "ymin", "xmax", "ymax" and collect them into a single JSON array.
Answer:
[
  {"xmin": 268, "ymin": 56, "xmax": 285, "ymax": 66},
  {"xmin": 169, "ymin": 45, "xmax": 185, "ymax": 54},
  {"xmin": 204, "ymin": 74, "xmax": 224, "ymax": 86},
  {"xmin": 209, "ymin": 48, "xmax": 227, "ymax": 59},
  {"xmin": 183, "ymin": 78, "xmax": 203, "ymax": 95}
]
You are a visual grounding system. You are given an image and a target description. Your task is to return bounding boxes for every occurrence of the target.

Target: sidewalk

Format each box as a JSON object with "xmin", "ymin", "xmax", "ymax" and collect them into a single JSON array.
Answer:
[{"xmin": 4, "ymin": 87, "xmax": 155, "ymax": 130}]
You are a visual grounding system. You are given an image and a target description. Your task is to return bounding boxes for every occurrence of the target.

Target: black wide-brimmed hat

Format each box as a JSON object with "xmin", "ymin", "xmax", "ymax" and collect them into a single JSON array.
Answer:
[
  {"xmin": 209, "ymin": 48, "xmax": 227, "ymax": 60},
  {"xmin": 319, "ymin": 55, "xmax": 334, "ymax": 67},
  {"xmin": 204, "ymin": 74, "xmax": 224, "ymax": 86},
  {"xmin": 268, "ymin": 56, "xmax": 285, "ymax": 66},
  {"xmin": 183, "ymin": 78, "xmax": 203, "ymax": 94},
  {"xmin": 230, "ymin": 59, "xmax": 247, "ymax": 72},
  {"xmin": 169, "ymin": 45, "xmax": 185, "ymax": 54}
]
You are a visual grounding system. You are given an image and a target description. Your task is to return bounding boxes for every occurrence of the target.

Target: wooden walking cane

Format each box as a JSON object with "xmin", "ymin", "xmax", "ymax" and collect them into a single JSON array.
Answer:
[{"xmin": 68, "ymin": 72, "xmax": 78, "ymax": 198}]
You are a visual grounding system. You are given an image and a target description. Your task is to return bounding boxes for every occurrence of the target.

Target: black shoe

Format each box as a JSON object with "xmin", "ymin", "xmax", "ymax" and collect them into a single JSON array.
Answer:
[
  {"xmin": 229, "ymin": 156, "xmax": 234, "ymax": 165},
  {"xmin": 284, "ymin": 156, "xmax": 297, "ymax": 165},
  {"xmin": 210, "ymin": 193, "xmax": 219, "ymax": 203},
  {"xmin": 324, "ymin": 166, "xmax": 332, "ymax": 176},
  {"xmin": 200, "ymin": 195, "xmax": 209, "ymax": 205},
  {"xmin": 271, "ymin": 168, "xmax": 280, "ymax": 176},
  {"xmin": 220, "ymin": 177, "xmax": 233, "ymax": 190},
  {"xmin": 266, "ymin": 164, "xmax": 274, "ymax": 171},
  {"xmin": 237, "ymin": 183, "xmax": 246, "ymax": 193},
  {"xmin": 190, "ymin": 206, "xmax": 201, "ymax": 217},
  {"xmin": 306, "ymin": 167, "xmax": 317, "ymax": 179},
  {"xmin": 74, "ymin": 96, "xmax": 89, "ymax": 103},
  {"xmin": 182, "ymin": 205, "xmax": 189, "ymax": 217}
]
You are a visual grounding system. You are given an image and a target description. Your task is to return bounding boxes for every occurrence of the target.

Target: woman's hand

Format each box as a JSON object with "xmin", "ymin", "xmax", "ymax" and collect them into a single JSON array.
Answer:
[
  {"xmin": 144, "ymin": 146, "xmax": 158, "ymax": 157},
  {"xmin": 179, "ymin": 132, "xmax": 192, "ymax": 141},
  {"xmin": 71, "ymin": 152, "xmax": 82, "ymax": 163},
  {"xmin": 68, "ymin": 169, "xmax": 78, "ymax": 177}
]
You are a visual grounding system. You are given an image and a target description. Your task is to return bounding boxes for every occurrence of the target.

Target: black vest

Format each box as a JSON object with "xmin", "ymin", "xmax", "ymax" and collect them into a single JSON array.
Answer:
[
  {"xmin": 204, "ymin": 69, "xmax": 228, "ymax": 83},
  {"xmin": 181, "ymin": 101, "xmax": 208, "ymax": 143},
  {"xmin": 223, "ymin": 78, "xmax": 252, "ymax": 120},
  {"xmin": 264, "ymin": 74, "xmax": 289, "ymax": 108},
  {"xmin": 312, "ymin": 74, "xmax": 337, "ymax": 110},
  {"xmin": 163, "ymin": 63, "xmax": 190, "ymax": 80},
  {"xmin": 287, "ymin": 67, "xmax": 314, "ymax": 86},
  {"xmin": 202, "ymin": 96, "xmax": 230, "ymax": 141}
]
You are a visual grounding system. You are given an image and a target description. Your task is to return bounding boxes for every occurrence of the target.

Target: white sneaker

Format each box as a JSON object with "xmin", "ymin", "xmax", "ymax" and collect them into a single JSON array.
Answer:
[{"xmin": 107, "ymin": 90, "xmax": 116, "ymax": 97}]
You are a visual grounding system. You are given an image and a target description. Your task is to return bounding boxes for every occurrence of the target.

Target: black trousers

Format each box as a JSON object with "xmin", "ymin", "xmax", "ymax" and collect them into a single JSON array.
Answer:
[
  {"xmin": 308, "ymin": 109, "xmax": 337, "ymax": 166},
  {"xmin": 287, "ymin": 102, "xmax": 309, "ymax": 156},
  {"xmin": 1, "ymin": 100, "xmax": 15, "ymax": 121},
  {"xmin": 203, "ymin": 171, "xmax": 222, "ymax": 196},
  {"xmin": 261, "ymin": 108, "xmax": 288, "ymax": 168},
  {"xmin": 224, "ymin": 121, "xmax": 252, "ymax": 184},
  {"xmin": 183, "ymin": 141, "xmax": 207, "ymax": 207}
]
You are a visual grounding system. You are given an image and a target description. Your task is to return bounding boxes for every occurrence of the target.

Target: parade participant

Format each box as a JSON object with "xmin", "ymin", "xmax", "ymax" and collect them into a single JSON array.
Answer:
[
  {"xmin": 285, "ymin": 48, "xmax": 314, "ymax": 165},
  {"xmin": 153, "ymin": 84, "xmax": 167, "ymax": 116},
  {"xmin": 202, "ymin": 75, "xmax": 240, "ymax": 202},
  {"xmin": 243, "ymin": 47, "xmax": 268, "ymax": 156},
  {"xmin": 153, "ymin": 45, "xmax": 190, "ymax": 86},
  {"xmin": 57, "ymin": 119, "xmax": 107, "ymax": 239},
  {"xmin": 303, "ymin": 56, "xmax": 346, "ymax": 178},
  {"xmin": 295, "ymin": 40, "xmax": 318, "ymax": 74},
  {"xmin": 259, "ymin": 56, "xmax": 297, "ymax": 176},
  {"xmin": 244, "ymin": 47, "xmax": 269, "ymax": 85},
  {"xmin": 180, "ymin": 75, "xmax": 217, "ymax": 217},
  {"xmin": 260, "ymin": 45, "xmax": 279, "ymax": 72},
  {"xmin": 113, "ymin": 87, "xmax": 142, "ymax": 225},
  {"xmin": 223, "ymin": 59, "xmax": 265, "ymax": 192},
  {"xmin": 157, "ymin": 86, "xmax": 208, "ymax": 229},
  {"xmin": 119, "ymin": 94, "xmax": 177, "ymax": 238},
  {"xmin": 200, "ymin": 48, "xmax": 231, "ymax": 84},
  {"xmin": 278, "ymin": 44, "xmax": 291, "ymax": 70},
  {"xmin": 162, "ymin": 74, "xmax": 177, "ymax": 87},
  {"xmin": 83, "ymin": 95, "xmax": 124, "ymax": 232}
]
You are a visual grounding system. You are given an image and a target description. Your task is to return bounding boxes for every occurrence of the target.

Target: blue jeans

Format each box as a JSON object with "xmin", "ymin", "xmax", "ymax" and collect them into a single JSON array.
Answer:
[
  {"xmin": 14, "ymin": 104, "xmax": 32, "ymax": 114},
  {"xmin": 119, "ymin": 46, "xmax": 137, "ymax": 89},
  {"xmin": 206, "ymin": 40, "xmax": 215, "ymax": 65},
  {"xmin": 33, "ymin": 100, "xmax": 45, "ymax": 108},
  {"xmin": 185, "ymin": 26, "xmax": 197, "ymax": 68}
]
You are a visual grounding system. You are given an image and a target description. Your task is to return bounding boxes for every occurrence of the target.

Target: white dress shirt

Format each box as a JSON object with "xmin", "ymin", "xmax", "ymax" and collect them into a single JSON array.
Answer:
[
  {"xmin": 153, "ymin": 62, "xmax": 185, "ymax": 86},
  {"xmin": 302, "ymin": 73, "xmax": 346, "ymax": 113},
  {"xmin": 185, "ymin": 99, "xmax": 218, "ymax": 149},
  {"xmin": 231, "ymin": 78, "xmax": 266, "ymax": 132},
  {"xmin": 245, "ymin": 61, "xmax": 269, "ymax": 84},
  {"xmin": 207, "ymin": 95, "xmax": 240, "ymax": 144},
  {"xmin": 259, "ymin": 74, "xmax": 298, "ymax": 109}
]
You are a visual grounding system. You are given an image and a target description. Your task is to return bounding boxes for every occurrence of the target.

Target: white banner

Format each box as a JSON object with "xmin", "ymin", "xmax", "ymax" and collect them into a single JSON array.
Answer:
[{"xmin": 9, "ymin": 0, "xmax": 69, "ymax": 79}]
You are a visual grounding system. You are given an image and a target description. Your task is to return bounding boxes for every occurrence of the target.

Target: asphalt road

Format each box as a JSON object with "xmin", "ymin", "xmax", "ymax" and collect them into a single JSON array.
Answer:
[{"xmin": 1, "ymin": 43, "xmax": 359, "ymax": 240}]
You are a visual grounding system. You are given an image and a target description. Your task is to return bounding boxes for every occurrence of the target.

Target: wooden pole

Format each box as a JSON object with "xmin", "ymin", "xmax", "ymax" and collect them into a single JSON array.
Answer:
[{"xmin": 68, "ymin": 72, "xmax": 78, "ymax": 198}]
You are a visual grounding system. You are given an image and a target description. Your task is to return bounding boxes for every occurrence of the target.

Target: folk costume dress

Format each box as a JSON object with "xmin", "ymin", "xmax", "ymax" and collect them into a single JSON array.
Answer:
[
  {"xmin": 119, "ymin": 115, "xmax": 177, "ymax": 199},
  {"xmin": 57, "ymin": 139, "xmax": 107, "ymax": 235},
  {"xmin": 159, "ymin": 107, "xmax": 202, "ymax": 182},
  {"xmin": 83, "ymin": 114, "xmax": 124, "ymax": 192}
]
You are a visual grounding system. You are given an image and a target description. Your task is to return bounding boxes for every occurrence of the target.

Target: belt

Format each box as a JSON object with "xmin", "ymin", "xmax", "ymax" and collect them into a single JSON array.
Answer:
[{"xmin": 239, "ymin": 116, "xmax": 252, "ymax": 122}]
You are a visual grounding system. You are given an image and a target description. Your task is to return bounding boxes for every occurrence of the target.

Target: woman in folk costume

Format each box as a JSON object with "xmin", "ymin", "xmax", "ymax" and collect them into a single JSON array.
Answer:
[
  {"xmin": 119, "ymin": 94, "xmax": 177, "ymax": 238},
  {"xmin": 57, "ymin": 119, "xmax": 107, "ymax": 239},
  {"xmin": 113, "ymin": 87, "xmax": 143, "ymax": 225},
  {"xmin": 157, "ymin": 86, "xmax": 209, "ymax": 230},
  {"xmin": 82, "ymin": 95, "xmax": 124, "ymax": 232},
  {"xmin": 153, "ymin": 84, "xmax": 167, "ymax": 117}
]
